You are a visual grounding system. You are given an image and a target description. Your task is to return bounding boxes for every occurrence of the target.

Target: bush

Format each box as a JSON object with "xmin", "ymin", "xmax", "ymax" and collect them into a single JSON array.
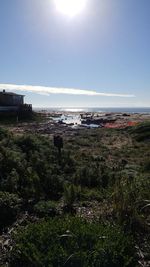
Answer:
[
  {"xmin": 129, "ymin": 123, "xmax": 150, "ymax": 142},
  {"xmin": 74, "ymin": 163, "xmax": 111, "ymax": 189},
  {"xmin": 34, "ymin": 200, "xmax": 57, "ymax": 217},
  {"xmin": 80, "ymin": 188, "xmax": 103, "ymax": 201},
  {"xmin": 0, "ymin": 127, "xmax": 11, "ymax": 140},
  {"xmin": 0, "ymin": 191, "xmax": 21, "ymax": 231},
  {"xmin": 63, "ymin": 184, "xmax": 77, "ymax": 212},
  {"xmin": 113, "ymin": 174, "xmax": 150, "ymax": 231},
  {"xmin": 10, "ymin": 217, "xmax": 135, "ymax": 267}
]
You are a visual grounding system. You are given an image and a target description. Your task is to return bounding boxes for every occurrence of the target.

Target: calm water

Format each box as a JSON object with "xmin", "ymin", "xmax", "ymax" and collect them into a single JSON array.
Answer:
[{"xmin": 34, "ymin": 107, "xmax": 150, "ymax": 113}]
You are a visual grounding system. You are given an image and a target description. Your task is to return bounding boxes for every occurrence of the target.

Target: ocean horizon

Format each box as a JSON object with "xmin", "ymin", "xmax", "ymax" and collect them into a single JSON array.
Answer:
[{"xmin": 33, "ymin": 107, "xmax": 150, "ymax": 113}]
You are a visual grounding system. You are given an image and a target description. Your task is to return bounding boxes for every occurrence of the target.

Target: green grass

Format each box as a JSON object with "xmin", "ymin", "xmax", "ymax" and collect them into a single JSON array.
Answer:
[{"xmin": 0, "ymin": 123, "xmax": 150, "ymax": 266}]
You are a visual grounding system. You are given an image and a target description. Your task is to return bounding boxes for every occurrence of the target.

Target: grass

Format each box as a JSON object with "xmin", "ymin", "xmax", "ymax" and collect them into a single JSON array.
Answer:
[{"xmin": 0, "ymin": 122, "xmax": 150, "ymax": 266}]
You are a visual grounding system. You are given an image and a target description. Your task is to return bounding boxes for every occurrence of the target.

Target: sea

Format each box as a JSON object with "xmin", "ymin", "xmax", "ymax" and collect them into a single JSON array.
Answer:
[{"xmin": 34, "ymin": 107, "xmax": 150, "ymax": 113}]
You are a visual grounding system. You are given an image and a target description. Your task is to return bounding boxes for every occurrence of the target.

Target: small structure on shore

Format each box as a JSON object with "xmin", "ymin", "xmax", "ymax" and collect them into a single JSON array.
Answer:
[{"xmin": 0, "ymin": 90, "xmax": 32, "ymax": 118}]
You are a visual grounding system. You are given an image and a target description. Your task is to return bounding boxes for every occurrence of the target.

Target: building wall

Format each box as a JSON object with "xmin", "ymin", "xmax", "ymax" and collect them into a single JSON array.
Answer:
[
  {"xmin": 0, "ymin": 106, "xmax": 19, "ymax": 111},
  {"xmin": 0, "ymin": 94, "xmax": 24, "ymax": 106}
]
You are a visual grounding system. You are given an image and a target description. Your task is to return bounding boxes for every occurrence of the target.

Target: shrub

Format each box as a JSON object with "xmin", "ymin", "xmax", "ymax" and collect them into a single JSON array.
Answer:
[
  {"xmin": 129, "ymin": 123, "xmax": 150, "ymax": 142},
  {"xmin": 10, "ymin": 217, "xmax": 136, "ymax": 267},
  {"xmin": 63, "ymin": 184, "xmax": 77, "ymax": 211},
  {"xmin": 34, "ymin": 200, "xmax": 57, "ymax": 217},
  {"xmin": 75, "ymin": 163, "xmax": 110, "ymax": 189},
  {"xmin": 0, "ymin": 191, "xmax": 21, "ymax": 231},
  {"xmin": 80, "ymin": 188, "xmax": 103, "ymax": 202},
  {"xmin": 15, "ymin": 135, "xmax": 40, "ymax": 153},
  {"xmin": 0, "ymin": 127, "xmax": 10, "ymax": 140},
  {"xmin": 113, "ymin": 174, "xmax": 150, "ymax": 231}
]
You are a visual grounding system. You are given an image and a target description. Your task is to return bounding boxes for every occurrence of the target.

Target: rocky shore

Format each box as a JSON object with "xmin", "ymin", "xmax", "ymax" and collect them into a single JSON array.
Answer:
[{"xmin": 8, "ymin": 110, "xmax": 150, "ymax": 136}]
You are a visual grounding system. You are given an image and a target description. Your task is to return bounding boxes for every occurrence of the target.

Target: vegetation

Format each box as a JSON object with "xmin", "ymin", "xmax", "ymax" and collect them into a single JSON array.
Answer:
[
  {"xmin": 10, "ymin": 217, "xmax": 135, "ymax": 267},
  {"xmin": 0, "ymin": 123, "xmax": 149, "ymax": 266},
  {"xmin": 0, "ymin": 111, "xmax": 45, "ymax": 125},
  {"xmin": 34, "ymin": 200, "xmax": 58, "ymax": 217},
  {"xmin": 0, "ymin": 191, "xmax": 21, "ymax": 231}
]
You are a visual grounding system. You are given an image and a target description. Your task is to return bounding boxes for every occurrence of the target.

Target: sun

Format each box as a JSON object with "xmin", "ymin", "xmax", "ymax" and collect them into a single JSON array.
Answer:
[{"xmin": 54, "ymin": 0, "xmax": 87, "ymax": 17}]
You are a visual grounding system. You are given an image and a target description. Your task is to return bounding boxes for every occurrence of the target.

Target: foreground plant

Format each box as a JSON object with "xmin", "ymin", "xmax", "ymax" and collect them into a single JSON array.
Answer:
[{"xmin": 10, "ymin": 217, "xmax": 136, "ymax": 267}]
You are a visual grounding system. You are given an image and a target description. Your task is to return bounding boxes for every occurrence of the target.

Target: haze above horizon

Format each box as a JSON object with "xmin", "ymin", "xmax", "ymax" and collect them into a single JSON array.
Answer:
[{"xmin": 0, "ymin": 0, "xmax": 150, "ymax": 107}]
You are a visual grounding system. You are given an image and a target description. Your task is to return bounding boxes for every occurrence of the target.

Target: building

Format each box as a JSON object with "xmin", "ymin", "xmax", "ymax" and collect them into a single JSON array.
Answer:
[{"xmin": 0, "ymin": 90, "xmax": 32, "ymax": 116}]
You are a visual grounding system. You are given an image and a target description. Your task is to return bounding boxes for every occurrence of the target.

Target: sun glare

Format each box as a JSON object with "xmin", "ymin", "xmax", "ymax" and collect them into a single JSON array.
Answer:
[{"xmin": 54, "ymin": 0, "xmax": 87, "ymax": 17}]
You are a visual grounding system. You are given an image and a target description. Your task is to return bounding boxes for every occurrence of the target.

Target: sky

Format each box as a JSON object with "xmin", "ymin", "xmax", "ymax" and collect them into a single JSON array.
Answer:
[{"xmin": 0, "ymin": 0, "xmax": 150, "ymax": 107}]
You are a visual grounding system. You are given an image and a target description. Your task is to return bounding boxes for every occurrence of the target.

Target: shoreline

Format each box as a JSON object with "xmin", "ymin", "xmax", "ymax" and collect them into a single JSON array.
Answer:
[{"xmin": 6, "ymin": 110, "xmax": 150, "ymax": 136}]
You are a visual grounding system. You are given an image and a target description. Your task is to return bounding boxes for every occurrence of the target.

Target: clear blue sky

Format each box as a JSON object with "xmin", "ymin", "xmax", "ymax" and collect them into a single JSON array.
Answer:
[{"xmin": 0, "ymin": 0, "xmax": 150, "ymax": 107}]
